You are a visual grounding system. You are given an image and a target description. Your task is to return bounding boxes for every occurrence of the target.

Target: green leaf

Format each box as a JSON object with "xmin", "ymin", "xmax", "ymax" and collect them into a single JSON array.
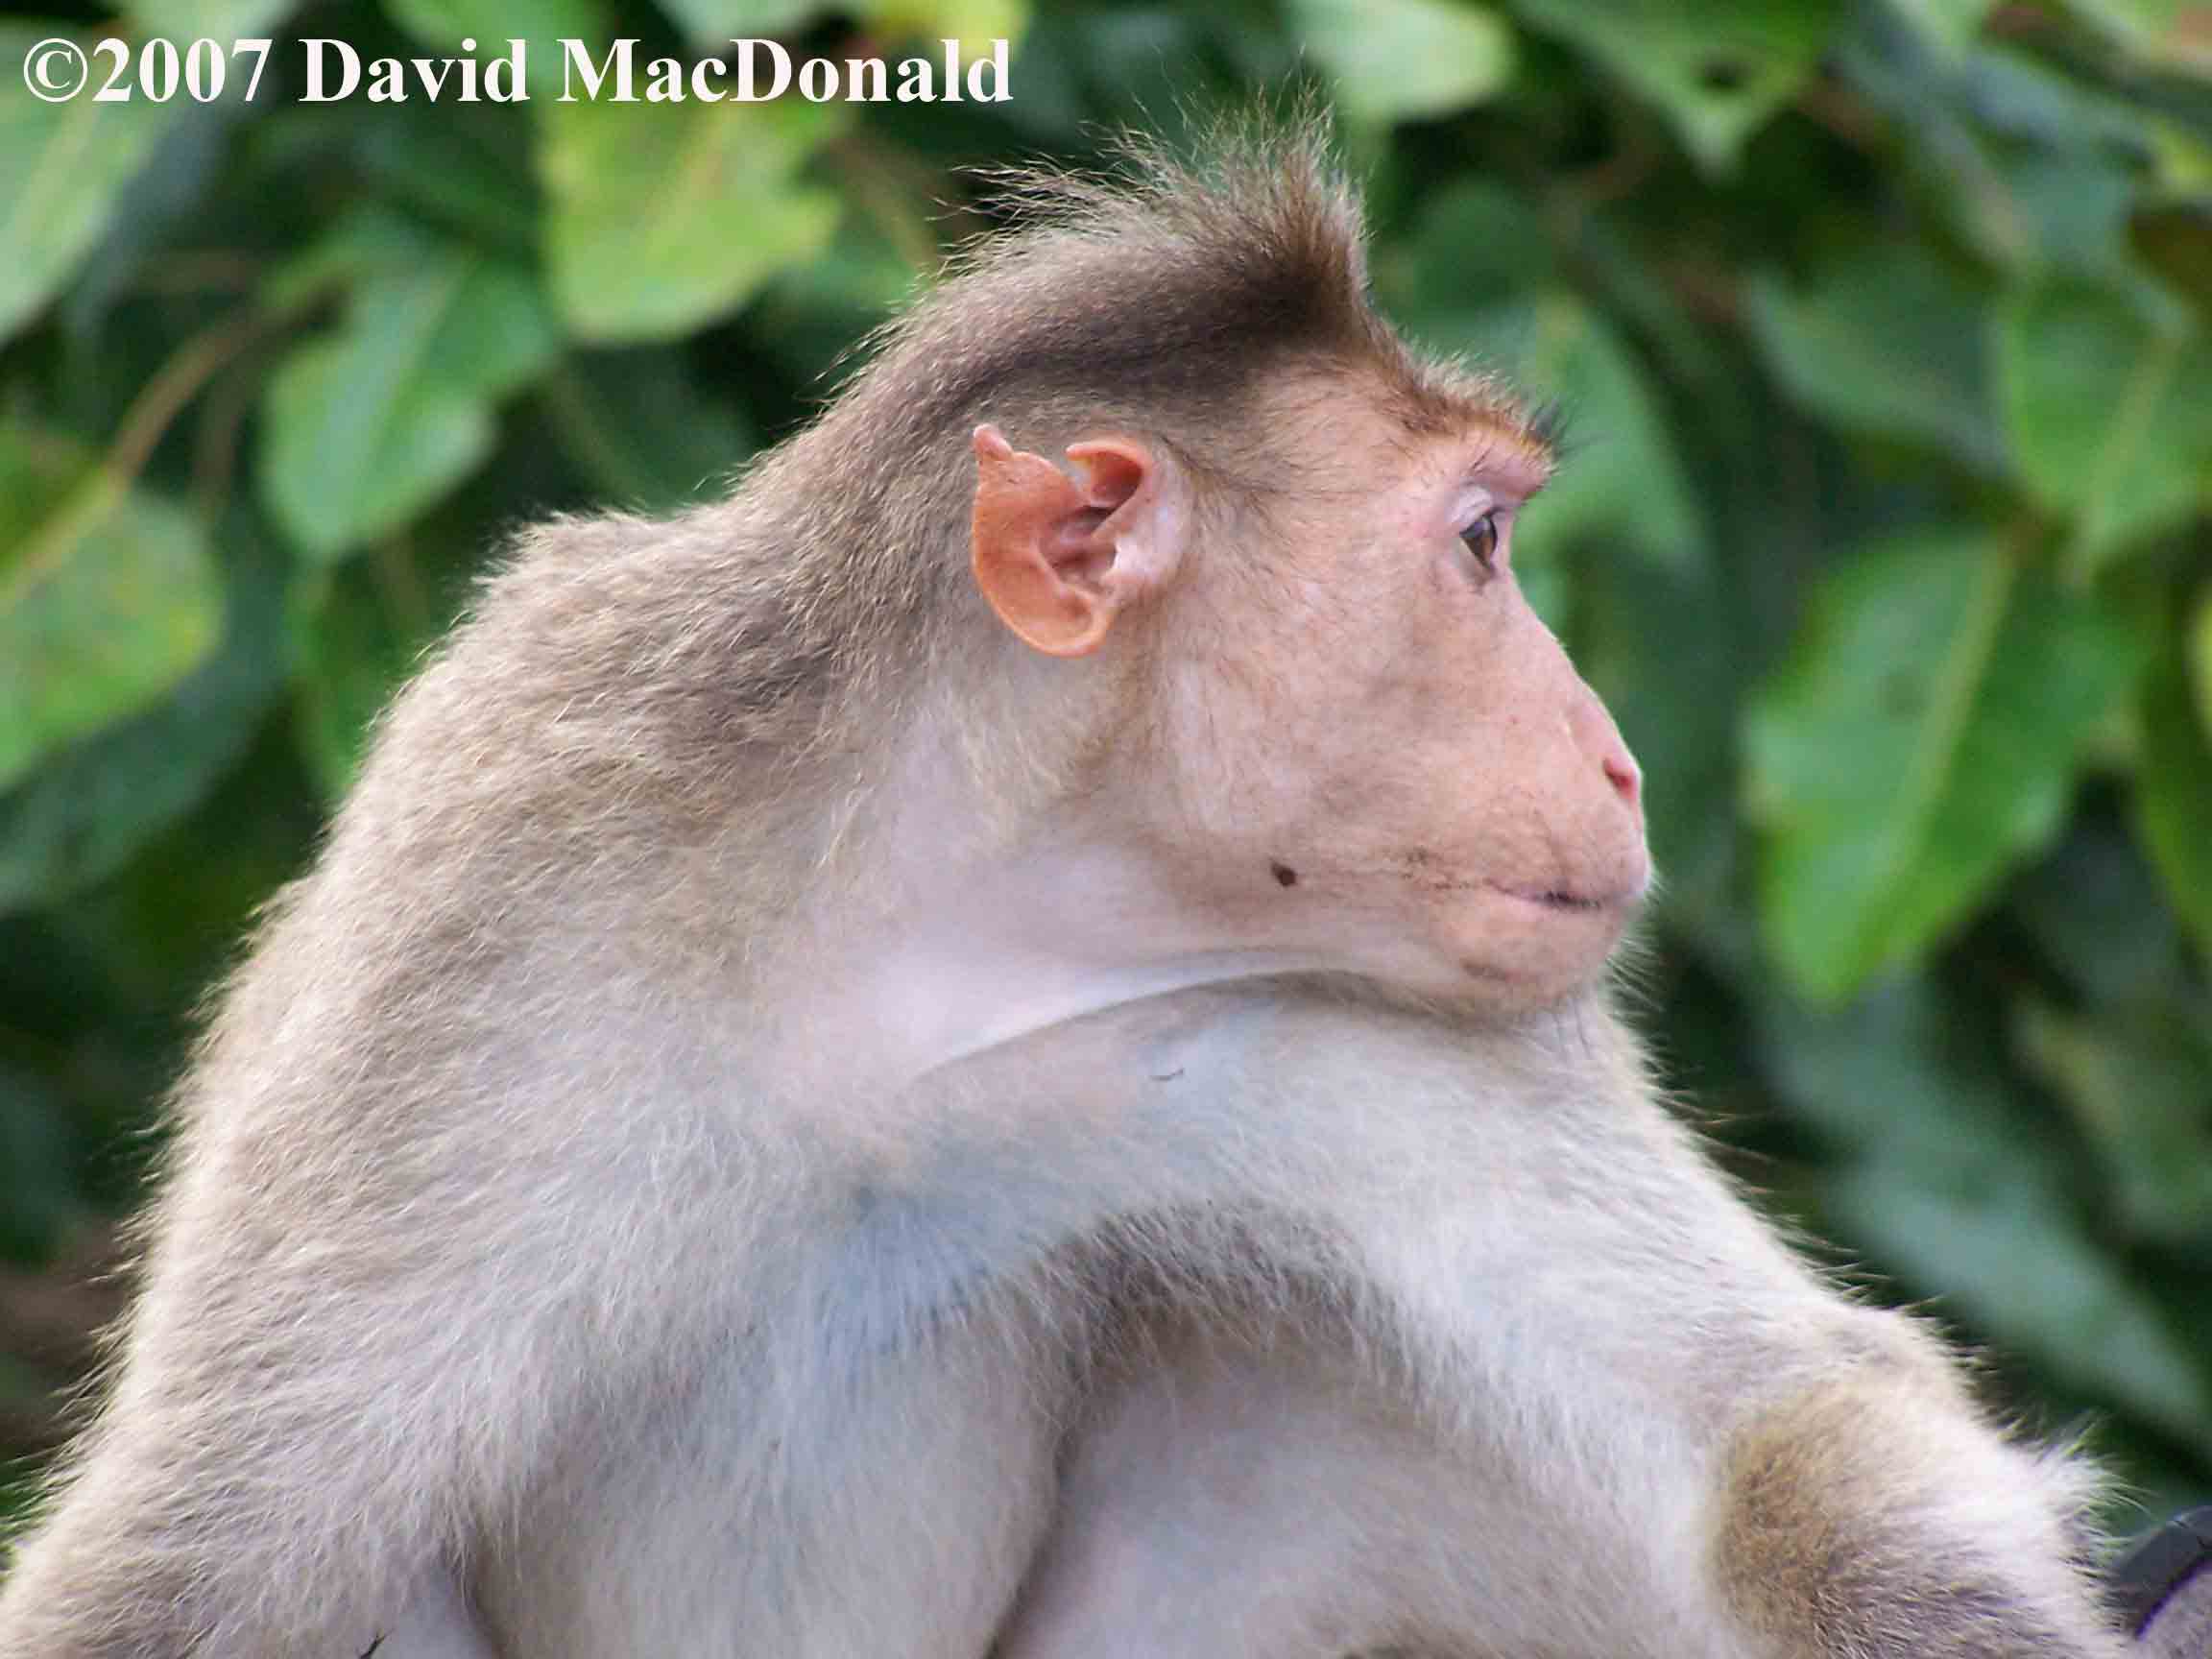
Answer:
[
  {"xmin": 2137, "ymin": 628, "xmax": 2212, "ymax": 962},
  {"xmin": 261, "ymin": 204, "xmax": 452, "ymax": 311},
  {"xmin": 1980, "ymin": 149, "xmax": 2137, "ymax": 278},
  {"xmin": 1746, "ymin": 530, "xmax": 2143, "ymax": 999},
  {"xmin": 2016, "ymin": 999, "xmax": 2212, "ymax": 1245},
  {"xmin": 859, "ymin": 0, "xmax": 1028, "ymax": 53},
  {"xmin": 1504, "ymin": 0, "xmax": 1839, "ymax": 170},
  {"xmin": 747, "ymin": 210, "xmax": 922, "ymax": 386},
  {"xmin": 1834, "ymin": 1169, "xmax": 2212, "ymax": 1449},
  {"xmin": 1747, "ymin": 245, "xmax": 2006, "ymax": 474},
  {"xmin": 1575, "ymin": 559, "xmax": 1741, "ymax": 939},
  {"xmin": 0, "ymin": 24, "xmax": 171, "ymax": 346},
  {"xmin": 0, "ymin": 1057, "xmax": 77, "ymax": 1259},
  {"xmin": 1907, "ymin": 123, "xmax": 2138, "ymax": 279},
  {"xmin": 381, "ymin": 0, "xmax": 611, "ymax": 98},
  {"xmin": 1381, "ymin": 180, "xmax": 1556, "ymax": 326},
  {"xmin": 0, "ymin": 422, "xmax": 221, "ymax": 793},
  {"xmin": 1511, "ymin": 294, "xmax": 1701, "ymax": 574},
  {"xmin": 1289, "ymin": 0, "xmax": 1514, "ymax": 124},
  {"xmin": 258, "ymin": 240, "xmax": 557, "ymax": 563},
  {"xmin": 2014, "ymin": 818, "xmax": 2192, "ymax": 1010},
  {"xmin": 541, "ymin": 81, "xmax": 844, "ymax": 343},
  {"xmin": 1997, "ymin": 280, "xmax": 2212, "ymax": 580},
  {"xmin": 1940, "ymin": 45, "xmax": 2157, "ymax": 150},
  {"xmin": 1881, "ymin": 0, "xmax": 1992, "ymax": 58},
  {"xmin": 350, "ymin": 111, "xmax": 542, "ymax": 259},
  {"xmin": 1757, "ymin": 974, "xmax": 2025, "ymax": 1171},
  {"xmin": 541, "ymin": 349, "xmax": 750, "ymax": 514},
  {"xmin": 288, "ymin": 553, "xmax": 443, "ymax": 801},
  {"xmin": 2056, "ymin": 0, "xmax": 2211, "ymax": 75},
  {"xmin": 2134, "ymin": 204, "xmax": 2212, "ymax": 308},
  {"xmin": 653, "ymin": 0, "xmax": 833, "ymax": 47},
  {"xmin": 1837, "ymin": 37, "xmax": 2158, "ymax": 277},
  {"xmin": 129, "ymin": 0, "xmax": 297, "ymax": 36},
  {"xmin": 1759, "ymin": 975, "xmax": 2212, "ymax": 1452},
  {"xmin": 2191, "ymin": 588, "xmax": 2212, "ymax": 740},
  {"xmin": 0, "ymin": 518, "xmax": 286, "ymax": 915}
]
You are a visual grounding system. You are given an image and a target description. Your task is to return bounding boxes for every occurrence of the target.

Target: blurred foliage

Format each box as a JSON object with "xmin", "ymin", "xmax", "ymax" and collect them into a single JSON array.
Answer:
[{"xmin": 1, "ymin": 0, "xmax": 2210, "ymax": 1530}]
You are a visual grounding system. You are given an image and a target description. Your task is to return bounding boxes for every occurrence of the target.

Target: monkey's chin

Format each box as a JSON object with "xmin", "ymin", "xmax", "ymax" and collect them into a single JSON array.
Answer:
[{"xmin": 1440, "ymin": 885, "xmax": 1638, "ymax": 1009}]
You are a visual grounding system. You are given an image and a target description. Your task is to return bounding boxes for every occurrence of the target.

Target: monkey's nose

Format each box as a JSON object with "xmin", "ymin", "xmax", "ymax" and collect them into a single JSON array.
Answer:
[
  {"xmin": 1603, "ymin": 751, "xmax": 1640, "ymax": 809},
  {"xmin": 1565, "ymin": 689, "xmax": 1642, "ymax": 813}
]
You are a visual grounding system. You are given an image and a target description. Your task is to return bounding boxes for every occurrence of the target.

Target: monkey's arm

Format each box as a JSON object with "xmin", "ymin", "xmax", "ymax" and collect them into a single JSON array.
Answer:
[
  {"xmin": 0, "ymin": 1118, "xmax": 557, "ymax": 1658},
  {"xmin": 0, "ymin": 1078, "xmax": 1073, "ymax": 1659},
  {"xmin": 1701, "ymin": 1329, "xmax": 2121, "ymax": 1657},
  {"xmin": 1360, "ymin": 1005, "xmax": 2127, "ymax": 1658},
  {"xmin": 470, "ymin": 1262, "xmax": 1072, "ymax": 1659},
  {"xmin": 1002, "ymin": 1251, "xmax": 2124, "ymax": 1659},
  {"xmin": 998, "ymin": 995, "xmax": 2128, "ymax": 1659}
]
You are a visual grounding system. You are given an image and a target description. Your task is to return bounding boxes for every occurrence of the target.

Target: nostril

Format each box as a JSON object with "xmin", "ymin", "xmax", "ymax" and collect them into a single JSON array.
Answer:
[
  {"xmin": 1566, "ymin": 692, "xmax": 1643, "ymax": 812},
  {"xmin": 1603, "ymin": 753, "xmax": 1640, "ymax": 807}
]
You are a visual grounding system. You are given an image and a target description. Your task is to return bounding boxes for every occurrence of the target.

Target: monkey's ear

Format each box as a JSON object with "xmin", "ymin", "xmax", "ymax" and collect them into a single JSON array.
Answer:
[{"xmin": 970, "ymin": 424, "xmax": 1179, "ymax": 659}]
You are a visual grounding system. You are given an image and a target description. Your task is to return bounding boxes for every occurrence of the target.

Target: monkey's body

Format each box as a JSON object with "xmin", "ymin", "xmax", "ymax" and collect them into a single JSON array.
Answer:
[
  {"xmin": 134, "ymin": 973, "xmax": 2095, "ymax": 1658},
  {"xmin": 3, "ymin": 913, "xmax": 2113, "ymax": 1656},
  {"xmin": 489, "ymin": 982, "xmax": 1817, "ymax": 1659},
  {"xmin": 0, "ymin": 124, "xmax": 2158, "ymax": 1657}
]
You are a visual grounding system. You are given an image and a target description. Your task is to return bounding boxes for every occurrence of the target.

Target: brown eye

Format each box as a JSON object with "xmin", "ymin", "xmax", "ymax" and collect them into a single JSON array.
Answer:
[{"xmin": 1457, "ymin": 511, "xmax": 1502, "ymax": 580}]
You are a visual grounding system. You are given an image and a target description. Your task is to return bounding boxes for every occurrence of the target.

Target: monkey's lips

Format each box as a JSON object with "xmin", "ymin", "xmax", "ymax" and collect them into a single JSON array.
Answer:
[
  {"xmin": 1533, "ymin": 890, "xmax": 1613, "ymax": 912},
  {"xmin": 1488, "ymin": 878, "xmax": 1643, "ymax": 916}
]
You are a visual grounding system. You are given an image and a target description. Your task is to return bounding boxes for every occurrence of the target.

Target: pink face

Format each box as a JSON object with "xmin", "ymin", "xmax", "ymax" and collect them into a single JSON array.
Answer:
[
  {"xmin": 967, "ymin": 381, "xmax": 1650, "ymax": 1014},
  {"xmin": 1136, "ymin": 391, "xmax": 1650, "ymax": 1010}
]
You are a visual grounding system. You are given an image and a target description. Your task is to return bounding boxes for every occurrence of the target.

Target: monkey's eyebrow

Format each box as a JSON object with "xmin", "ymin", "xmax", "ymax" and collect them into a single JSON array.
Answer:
[{"xmin": 1457, "ymin": 427, "xmax": 1555, "ymax": 499}]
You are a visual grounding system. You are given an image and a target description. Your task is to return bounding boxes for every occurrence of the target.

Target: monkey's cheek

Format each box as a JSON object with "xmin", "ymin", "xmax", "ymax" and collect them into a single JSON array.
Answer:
[
  {"xmin": 1621, "ymin": 838, "xmax": 1655, "ymax": 905},
  {"xmin": 1436, "ymin": 888, "xmax": 1630, "ymax": 1006}
]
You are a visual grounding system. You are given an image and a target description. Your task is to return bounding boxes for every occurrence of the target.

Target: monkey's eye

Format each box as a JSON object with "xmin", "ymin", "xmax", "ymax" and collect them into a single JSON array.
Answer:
[{"xmin": 1457, "ymin": 511, "xmax": 1503, "ymax": 580}]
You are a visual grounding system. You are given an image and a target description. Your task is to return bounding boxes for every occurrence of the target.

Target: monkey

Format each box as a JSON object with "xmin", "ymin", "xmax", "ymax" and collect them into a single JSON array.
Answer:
[{"xmin": 0, "ymin": 118, "xmax": 2155, "ymax": 1658}]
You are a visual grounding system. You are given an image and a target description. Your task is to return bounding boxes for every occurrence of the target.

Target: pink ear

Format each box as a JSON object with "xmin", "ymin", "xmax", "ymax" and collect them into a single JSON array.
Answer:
[
  {"xmin": 969, "ymin": 425, "xmax": 1162, "ymax": 659},
  {"xmin": 1066, "ymin": 441, "xmax": 1147, "ymax": 513}
]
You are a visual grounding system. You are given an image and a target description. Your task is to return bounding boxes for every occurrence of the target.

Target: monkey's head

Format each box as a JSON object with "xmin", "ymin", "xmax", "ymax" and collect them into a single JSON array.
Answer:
[
  {"xmin": 968, "ymin": 358, "xmax": 1648, "ymax": 1014},
  {"xmin": 751, "ymin": 125, "xmax": 1649, "ymax": 1019}
]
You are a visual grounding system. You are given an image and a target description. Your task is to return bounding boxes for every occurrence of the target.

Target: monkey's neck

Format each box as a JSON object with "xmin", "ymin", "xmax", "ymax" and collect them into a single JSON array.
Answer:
[
  {"xmin": 758, "ymin": 718, "xmax": 1623, "ymax": 1096},
  {"xmin": 801, "ymin": 834, "xmax": 1333, "ymax": 1090},
  {"xmin": 775, "ymin": 734, "xmax": 1332, "ymax": 1091}
]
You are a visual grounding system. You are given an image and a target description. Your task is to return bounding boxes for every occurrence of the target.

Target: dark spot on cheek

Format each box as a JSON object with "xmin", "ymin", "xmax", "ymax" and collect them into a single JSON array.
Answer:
[{"xmin": 1269, "ymin": 861, "xmax": 1299, "ymax": 888}]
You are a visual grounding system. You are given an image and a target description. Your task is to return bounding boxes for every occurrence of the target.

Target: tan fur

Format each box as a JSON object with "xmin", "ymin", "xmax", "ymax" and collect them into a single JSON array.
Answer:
[
  {"xmin": 0, "ymin": 116, "xmax": 2135, "ymax": 1659},
  {"xmin": 1717, "ymin": 1353, "xmax": 2115, "ymax": 1656}
]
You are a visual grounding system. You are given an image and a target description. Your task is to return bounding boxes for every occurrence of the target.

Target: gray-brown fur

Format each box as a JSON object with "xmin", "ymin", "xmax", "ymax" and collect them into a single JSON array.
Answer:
[
  {"xmin": 0, "ymin": 117, "xmax": 2162, "ymax": 1659},
  {"xmin": 1717, "ymin": 1374, "xmax": 2115, "ymax": 1655}
]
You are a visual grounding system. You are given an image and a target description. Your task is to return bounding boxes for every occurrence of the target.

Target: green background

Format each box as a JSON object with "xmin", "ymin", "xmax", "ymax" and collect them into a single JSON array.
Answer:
[{"xmin": 2, "ymin": 0, "xmax": 2210, "ymax": 1536}]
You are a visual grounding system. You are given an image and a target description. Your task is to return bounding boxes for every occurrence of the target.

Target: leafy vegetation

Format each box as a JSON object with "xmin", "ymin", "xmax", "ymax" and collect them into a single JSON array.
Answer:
[{"xmin": 2, "ymin": 0, "xmax": 2209, "ymax": 1527}]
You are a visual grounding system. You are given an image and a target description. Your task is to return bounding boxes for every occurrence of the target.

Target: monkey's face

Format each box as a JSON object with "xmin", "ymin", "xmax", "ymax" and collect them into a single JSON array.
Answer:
[
  {"xmin": 968, "ymin": 386, "xmax": 1649, "ymax": 1015},
  {"xmin": 1137, "ymin": 393, "xmax": 1651, "ymax": 1012}
]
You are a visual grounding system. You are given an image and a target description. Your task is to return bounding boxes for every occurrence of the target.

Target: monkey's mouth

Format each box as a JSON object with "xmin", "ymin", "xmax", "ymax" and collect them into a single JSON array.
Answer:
[
  {"xmin": 1534, "ymin": 889, "xmax": 1610, "ymax": 912},
  {"xmin": 1412, "ymin": 860, "xmax": 1645, "ymax": 916},
  {"xmin": 1485, "ymin": 879, "xmax": 1635, "ymax": 916}
]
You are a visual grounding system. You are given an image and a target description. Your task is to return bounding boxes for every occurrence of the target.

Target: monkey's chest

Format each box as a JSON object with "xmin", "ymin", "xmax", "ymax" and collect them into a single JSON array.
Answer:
[{"xmin": 995, "ymin": 1311, "xmax": 1638, "ymax": 1659}]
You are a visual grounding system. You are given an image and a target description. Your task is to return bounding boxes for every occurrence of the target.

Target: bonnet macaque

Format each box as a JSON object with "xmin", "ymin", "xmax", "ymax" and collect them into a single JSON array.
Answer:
[{"xmin": 0, "ymin": 122, "xmax": 2168, "ymax": 1658}]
